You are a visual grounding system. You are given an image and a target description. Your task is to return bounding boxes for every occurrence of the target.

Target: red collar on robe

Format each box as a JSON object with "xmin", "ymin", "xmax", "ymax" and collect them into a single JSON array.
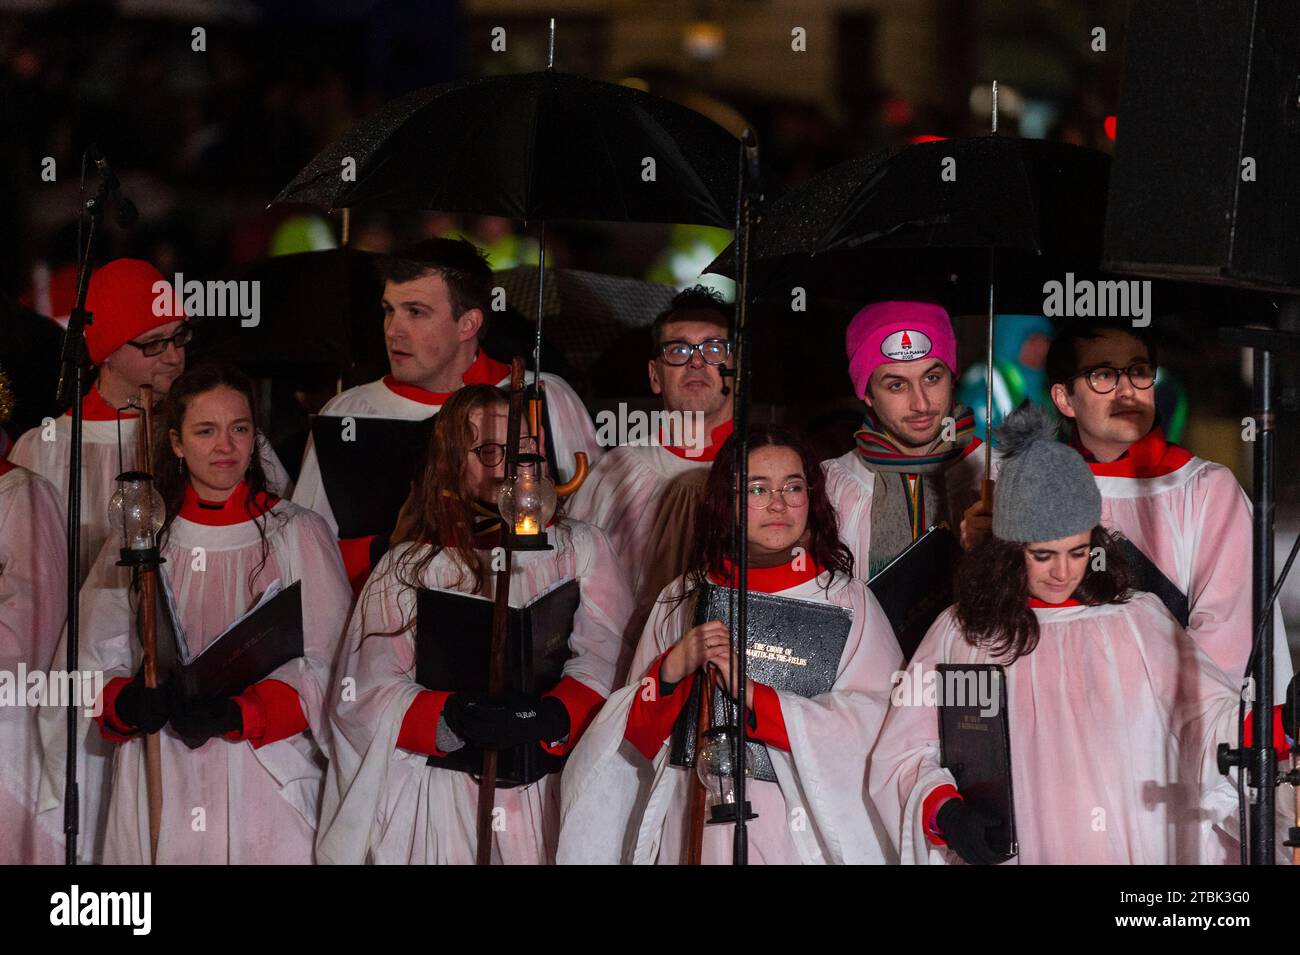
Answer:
[
  {"xmin": 179, "ymin": 480, "xmax": 279, "ymax": 525},
  {"xmin": 1069, "ymin": 426, "xmax": 1192, "ymax": 478},
  {"xmin": 0, "ymin": 458, "xmax": 15, "ymax": 477},
  {"xmin": 1027, "ymin": 596, "xmax": 1083, "ymax": 608},
  {"xmin": 661, "ymin": 418, "xmax": 735, "ymax": 462},
  {"xmin": 64, "ymin": 385, "xmax": 140, "ymax": 421},
  {"xmin": 708, "ymin": 556, "xmax": 822, "ymax": 592},
  {"xmin": 382, "ymin": 351, "xmax": 512, "ymax": 406}
]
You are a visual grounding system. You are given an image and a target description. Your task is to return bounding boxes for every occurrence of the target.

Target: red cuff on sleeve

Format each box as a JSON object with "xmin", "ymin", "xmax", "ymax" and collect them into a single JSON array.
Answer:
[
  {"xmin": 1242, "ymin": 705, "xmax": 1291, "ymax": 760},
  {"xmin": 97, "ymin": 676, "xmax": 137, "ymax": 742},
  {"xmin": 397, "ymin": 690, "xmax": 453, "ymax": 757},
  {"xmin": 541, "ymin": 676, "xmax": 605, "ymax": 755},
  {"xmin": 228, "ymin": 679, "xmax": 308, "ymax": 749},
  {"xmin": 624, "ymin": 650, "xmax": 696, "ymax": 761},
  {"xmin": 747, "ymin": 683, "xmax": 790, "ymax": 752},
  {"xmin": 923, "ymin": 784, "xmax": 962, "ymax": 846},
  {"xmin": 338, "ymin": 535, "xmax": 378, "ymax": 594}
]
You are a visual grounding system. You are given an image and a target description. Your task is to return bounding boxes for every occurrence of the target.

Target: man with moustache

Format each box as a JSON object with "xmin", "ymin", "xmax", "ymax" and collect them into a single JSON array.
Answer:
[
  {"xmin": 1045, "ymin": 317, "xmax": 1292, "ymax": 692},
  {"xmin": 292, "ymin": 238, "xmax": 600, "ymax": 589},
  {"xmin": 566, "ymin": 286, "xmax": 734, "ymax": 624},
  {"xmin": 7, "ymin": 258, "xmax": 288, "ymax": 579},
  {"xmin": 822, "ymin": 301, "xmax": 984, "ymax": 579}
]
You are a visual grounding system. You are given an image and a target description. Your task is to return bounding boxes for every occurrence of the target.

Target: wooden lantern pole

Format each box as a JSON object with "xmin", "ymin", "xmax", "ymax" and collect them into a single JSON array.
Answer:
[{"xmin": 134, "ymin": 384, "xmax": 164, "ymax": 864}]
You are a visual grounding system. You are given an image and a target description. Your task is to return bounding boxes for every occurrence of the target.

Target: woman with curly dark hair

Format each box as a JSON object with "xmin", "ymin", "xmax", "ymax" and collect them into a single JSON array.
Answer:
[
  {"xmin": 869, "ymin": 405, "xmax": 1293, "ymax": 865},
  {"xmin": 559, "ymin": 424, "xmax": 904, "ymax": 864},
  {"xmin": 316, "ymin": 384, "xmax": 636, "ymax": 864}
]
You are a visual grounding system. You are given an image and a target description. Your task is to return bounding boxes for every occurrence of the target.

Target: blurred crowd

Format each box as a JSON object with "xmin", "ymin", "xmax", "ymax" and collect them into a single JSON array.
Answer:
[{"xmin": 1, "ymin": 3, "xmax": 1122, "ymax": 308}]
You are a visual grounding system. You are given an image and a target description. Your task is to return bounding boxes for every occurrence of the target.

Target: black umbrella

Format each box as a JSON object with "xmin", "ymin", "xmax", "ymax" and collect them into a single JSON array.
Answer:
[
  {"xmin": 493, "ymin": 265, "xmax": 677, "ymax": 379},
  {"xmin": 273, "ymin": 60, "xmax": 738, "ymax": 393},
  {"xmin": 272, "ymin": 72, "xmax": 737, "ymax": 228},
  {"xmin": 708, "ymin": 137, "xmax": 1111, "ymax": 311},
  {"xmin": 191, "ymin": 248, "xmax": 389, "ymax": 386}
]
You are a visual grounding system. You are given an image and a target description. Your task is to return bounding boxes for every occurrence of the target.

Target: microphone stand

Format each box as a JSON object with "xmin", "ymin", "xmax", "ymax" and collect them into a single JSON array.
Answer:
[
  {"xmin": 57, "ymin": 154, "xmax": 115, "ymax": 864},
  {"xmin": 1216, "ymin": 311, "xmax": 1300, "ymax": 864},
  {"xmin": 723, "ymin": 129, "xmax": 762, "ymax": 866}
]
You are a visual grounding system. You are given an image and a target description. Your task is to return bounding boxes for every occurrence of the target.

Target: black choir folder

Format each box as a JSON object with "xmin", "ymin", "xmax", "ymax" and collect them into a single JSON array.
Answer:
[
  {"xmin": 669, "ymin": 582, "xmax": 853, "ymax": 783},
  {"xmin": 153, "ymin": 580, "xmax": 305, "ymax": 700},
  {"xmin": 868, "ymin": 523, "xmax": 961, "ymax": 664},
  {"xmin": 414, "ymin": 578, "xmax": 580, "ymax": 787},
  {"xmin": 936, "ymin": 663, "xmax": 1018, "ymax": 862},
  {"xmin": 310, "ymin": 415, "xmax": 435, "ymax": 540},
  {"xmin": 311, "ymin": 385, "xmax": 561, "ymax": 541}
]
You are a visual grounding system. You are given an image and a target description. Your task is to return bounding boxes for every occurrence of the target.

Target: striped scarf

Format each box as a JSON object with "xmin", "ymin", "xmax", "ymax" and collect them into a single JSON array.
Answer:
[
  {"xmin": 854, "ymin": 406, "xmax": 977, "ymax": 471},
  {"xmin": 854, "ymin": 405, "xmax": 977, "ymax": 577}
]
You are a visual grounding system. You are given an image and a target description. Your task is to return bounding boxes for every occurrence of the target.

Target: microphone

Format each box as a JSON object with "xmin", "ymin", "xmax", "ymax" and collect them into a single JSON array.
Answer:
[
  {"xmin": 86, "ymin": 143, "xmax": 138, "ymax": 228},
  {"xmin": 719, "ymin": 365, "xmax": 733, "ymax": 397}
]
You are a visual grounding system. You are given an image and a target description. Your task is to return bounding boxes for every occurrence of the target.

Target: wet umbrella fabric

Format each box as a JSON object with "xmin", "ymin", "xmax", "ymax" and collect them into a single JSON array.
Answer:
[{"xmin": 273, "ymin": 71, "xmax": 738, "ymax": 229}]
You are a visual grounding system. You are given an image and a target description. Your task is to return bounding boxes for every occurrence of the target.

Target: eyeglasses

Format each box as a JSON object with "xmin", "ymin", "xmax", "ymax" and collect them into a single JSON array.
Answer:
[
  {"xmin": 127, "ymin": 323, "xmax": 193, "ymax": 357},
  {"xmin": 470, "ymin": 436, "xmax": 539, "ymax": 468},
  {"xmin": 1073, "ymin": 361, "xmax": 1156, "ymax": 395},
  {"xmin": 744, "ymin": 482, "xmax": 809, "ymax": 510},
  {"xmin": 657, "ymin": 339, "xmax": 732, "ymax": 366}
]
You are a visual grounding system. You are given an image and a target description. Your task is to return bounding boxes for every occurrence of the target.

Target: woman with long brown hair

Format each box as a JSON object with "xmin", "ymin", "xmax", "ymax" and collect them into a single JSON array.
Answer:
[
  {"xmin": 868, "ymin": 405, "xmax": 1292, "ymax": 864},
  {"xmin": 41, "ymin": 360, "xmax": 351, "ymax": 864},
  {"xmin": 558, "ymin": 424, "xmax": 904, "ymax": 864},
  {"xmin": 316, "ymin": 384, "xmax": 635, "ymax": 864}
]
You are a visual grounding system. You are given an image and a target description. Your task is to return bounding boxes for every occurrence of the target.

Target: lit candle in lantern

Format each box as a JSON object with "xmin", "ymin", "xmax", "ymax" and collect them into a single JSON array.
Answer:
[{"xmin": 516, "ymin": 514, "xmax": 540, "ymax": 535}]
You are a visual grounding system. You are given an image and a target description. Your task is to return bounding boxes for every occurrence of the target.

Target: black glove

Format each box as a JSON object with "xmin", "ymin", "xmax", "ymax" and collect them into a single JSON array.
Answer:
[
  {"xmin": 114, "ymin": 672, "xmax": 174, "ymax": 734},
  {"xmin": 1284, "ymin": 675, "xmax": 1299, "ymax": 741},
  {"xmin": 935, "ymin": 798, "xmax": 1004, "ymax": 866},
  {"xmin": 171, "ymin": 695, "xmax": 242, "ymax": 750},
  {"xmin": 443, "ymin": 693, "xmax": 569, "ymax": 749}
]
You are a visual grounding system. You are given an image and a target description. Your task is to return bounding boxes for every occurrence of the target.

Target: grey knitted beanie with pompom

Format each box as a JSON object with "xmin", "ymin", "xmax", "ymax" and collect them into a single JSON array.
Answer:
[{"xmin": 991, "ymin": 404, "xmax": 1101, "ymax": 543}]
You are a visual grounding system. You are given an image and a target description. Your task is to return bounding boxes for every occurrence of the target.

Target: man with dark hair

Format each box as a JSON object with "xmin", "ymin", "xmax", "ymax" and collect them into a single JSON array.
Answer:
[
  {"xmin": 822, "ymin": 301, "xmax": 985, "ymax": 580},
  {"xmin": 293, "ymin": 238, "xmax": 600, "ymax": 588},
  {"xmin": 1046, "ymin": 317, "xmax": 1291, "ymax": 693},
  {"xmin": 566, "ymin": 284, "xmax": 735, "ymax": 624}
]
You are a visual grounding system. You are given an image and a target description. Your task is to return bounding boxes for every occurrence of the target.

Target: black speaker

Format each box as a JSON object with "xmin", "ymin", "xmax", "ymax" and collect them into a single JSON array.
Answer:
[{"xmin": 1103, "ymin": 0, "xmax": 1300, "ymax": 291}]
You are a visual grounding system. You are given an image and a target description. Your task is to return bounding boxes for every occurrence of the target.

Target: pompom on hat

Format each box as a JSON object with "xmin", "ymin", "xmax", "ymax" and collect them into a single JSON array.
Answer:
[
  {"xmin": 84, "ymin": 259, "xmax": 185, "ymax": 365},
  {"xmin": 845, "ymin": 300, "xmax": 958, "ymax": 400},
  {"xmin": 991, "ymin": 404, "xmax": 1101, "ymax": 543}
]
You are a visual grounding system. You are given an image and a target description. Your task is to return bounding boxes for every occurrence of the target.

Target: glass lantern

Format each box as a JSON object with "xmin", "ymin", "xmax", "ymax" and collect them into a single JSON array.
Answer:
[
  {"xmin": 497, "ymin": 453, "xmax": 557, "ymax": 551},
  {"xmin": 108, "ymin": 471, "xmax": 166, "ymax": 566},
  {"xmin": 697, "ymin": 724, "xmax": 757, "ymax": 824}
]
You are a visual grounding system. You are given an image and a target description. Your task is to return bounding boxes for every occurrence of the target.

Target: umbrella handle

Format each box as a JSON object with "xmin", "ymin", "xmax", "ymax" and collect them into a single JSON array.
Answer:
[{"xmin": 554, "ymin": 453, "xmax": 589, "ymax": 498}]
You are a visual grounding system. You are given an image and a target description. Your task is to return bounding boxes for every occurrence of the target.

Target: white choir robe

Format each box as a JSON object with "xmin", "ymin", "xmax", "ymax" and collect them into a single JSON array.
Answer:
[
  {"xmin": 564, "ymin": 441, "xmax": 716, "ymax": 627},
  {"xmin": 8, "ymin": 387, "xmax": 290, "ymax": 584},
  {"xmin": 0, "ymin": 463, "xmax": 67, "ymax": 863},
  {"xmin": 293, "ymin": 368, "xmax": 601, "ymax": 539},
  {"xmin": 1085, "ymin": 430, "xmax": 1293, "ymax": 696},
  {"xmin": 316, "ymin": 519, "xmax": 635, "ymax": 864},
  {"xmin": 36, "ymin": 494, "xmax": 351, "ymax": 864},
  {"xmin": 557, "ymin": 569, "xmax": 904, "ymax": 865},
  {"xmin": 867, "ymin": 593, "xmax": 1290, "ymax": 865},
  {"xmin": 821, "ymin": 444, "xmax": 985, "ymax": 579}
]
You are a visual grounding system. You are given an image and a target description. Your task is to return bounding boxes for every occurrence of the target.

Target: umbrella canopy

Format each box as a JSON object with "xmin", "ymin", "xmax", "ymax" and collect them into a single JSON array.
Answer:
[
  {"xmin": 189, "ymin": 248, "xmax": 389, "ymax": 386},
  {"xmin": 708, "ymin": 138, "xmax": 1112, "ymax": 311},
  {"xmin": 815, "ymin": 136, "xmax": 1108, "ymax": 257},
  {"xmin": 273, "ymin": 71, "xmax": 739, "ymax": 229},
  {"xmin": 493, "ymin": 265, "xmax": 677, "ymax": 376}
]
